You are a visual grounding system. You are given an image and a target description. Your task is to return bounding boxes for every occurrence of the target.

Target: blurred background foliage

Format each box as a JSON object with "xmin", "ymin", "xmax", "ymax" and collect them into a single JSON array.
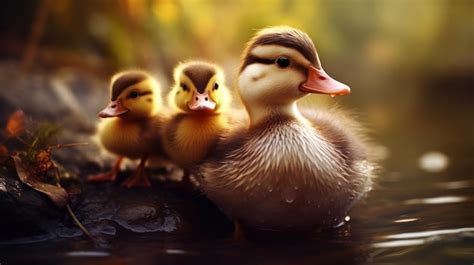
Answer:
[{"xmin": 0, "ymin": 0, "xmax": 472, "ymax": 172}]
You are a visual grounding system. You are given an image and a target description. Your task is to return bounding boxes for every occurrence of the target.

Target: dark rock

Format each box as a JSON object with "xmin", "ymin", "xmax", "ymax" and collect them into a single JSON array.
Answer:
[
  {"xmin": 0, "ymin": 166, "xmax": 62, "ymax": 239},
  {"xmin": 0, "ymin": 168, "xmax": 232, "ymax": 243},
  {"xmin": 72, "ymin": 180, "xmax": 233, "ymax": 238},
  {"xmin": 73, "ymin": 182, "xmax": 180, "ymax": 235}
]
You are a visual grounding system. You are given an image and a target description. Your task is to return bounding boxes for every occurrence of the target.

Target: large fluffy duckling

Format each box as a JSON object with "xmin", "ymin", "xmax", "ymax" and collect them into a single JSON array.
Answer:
[
  {"xmin": 88, "ymin": 70, "xmax": 167, "ymax": 188},
  {"xmin": 198, "ymin": 26, "xmax": 375, "ymax": 231},
  {"xmin": 163, "ymin": 61, "xmax": 232, "ymax": 170}
]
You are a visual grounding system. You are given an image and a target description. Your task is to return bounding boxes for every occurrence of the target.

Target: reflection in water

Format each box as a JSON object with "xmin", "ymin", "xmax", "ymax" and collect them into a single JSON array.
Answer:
[
  {"xmin": 374, "ymin": 228, "xmax": 474, "ymax": 249},
  {"xmin": 393, "ymin": 218, "xmax": 418, "ymax": 223},
  {"xmin": 65, "ymin": 251, "xmax": 110, "ymax": 257},
  {"xmin": 164, "ymin": 249, "xmax": 188, "ymax": 255},
  {"xmin": 385, "ymin": 227, "xmax": 474, "ymax": 240},
  {"xmin": 404, "ymin": 196, "xmax": 468, "ymax": 205},
  {"xmin": 372, "ymin": 239, "xmax": 426, "ymax": 248},
  {"xmin": 436, "ymin": 180, "xmax": 474, "ymax": 190}
]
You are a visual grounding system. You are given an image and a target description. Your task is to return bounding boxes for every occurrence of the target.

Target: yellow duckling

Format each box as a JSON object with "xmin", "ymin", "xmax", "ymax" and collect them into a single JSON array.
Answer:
[
  {"xmin": 198, "ymin": 26, "xmax": 376, "ymax": 231},
  {"xmin": 163, "ymin": 61, "xmax": 232, "ymax": 170},
  {"xmin": 88, "ymin": 70, "xmax": 167, "ymax": 188}
]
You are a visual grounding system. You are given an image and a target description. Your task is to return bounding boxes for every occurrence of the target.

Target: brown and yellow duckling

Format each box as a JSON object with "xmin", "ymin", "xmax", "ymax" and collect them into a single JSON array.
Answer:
[
  {"xmin": 198, "ymin": 26, "xmax": 376, "ymax": 231},
  {"xmin": 163, "ymin": 61, "xmax": 232, "ymax": 171},
  {"xmin": 88, "ymin": 70, "xmax": 167, "ymax": 188}
]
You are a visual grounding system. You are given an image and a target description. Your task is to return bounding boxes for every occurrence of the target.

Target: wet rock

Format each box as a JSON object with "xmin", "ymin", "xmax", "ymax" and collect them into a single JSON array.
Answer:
[
  {"xmin": 72, "ymin": 182, "xmax": 181, "ymax": 235},
  {"xmin": 72, "ymin": 180, "xmax": 232, "ymax": 237},
  {"xmin": 0, "ymin": 166, "xmax": 62, "ymax": 239},
  {"xmin": 0, "ymin": 168, "xmax": 232, "ymax": 242}
]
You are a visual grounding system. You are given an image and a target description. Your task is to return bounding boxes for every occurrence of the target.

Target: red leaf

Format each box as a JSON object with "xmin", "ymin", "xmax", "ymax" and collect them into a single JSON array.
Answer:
[
  {"xmin": 0, "ymin": 145, "xmax": 7, "ymax": 155},
  {"xmin": 5, "ymin": 110, "xmax": 25, "ymax": 137},
  {"xmin": 12, "ymin": 155, "xmax": 68, "ymax": 208},
  {"xmin": 0, "ymin": 145, "xmax": 8, "ymax": 163}
]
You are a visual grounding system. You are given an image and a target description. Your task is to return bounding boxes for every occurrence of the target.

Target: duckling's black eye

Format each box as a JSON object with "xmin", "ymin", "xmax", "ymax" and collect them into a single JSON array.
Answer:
[
  {"xmin": 276, "ymin": 57, "xmax": 291, "ymax": 68},
  {"xmin": 128, "ymin": 91, "xmax": 139, "ymax": 99},
  {"xmin": 181, "ymin": 83, "xmax": 189, "ymax": 92},
  {"xmin": 214, "ymin": 83, "xmax": 219, "ymax": 90}
]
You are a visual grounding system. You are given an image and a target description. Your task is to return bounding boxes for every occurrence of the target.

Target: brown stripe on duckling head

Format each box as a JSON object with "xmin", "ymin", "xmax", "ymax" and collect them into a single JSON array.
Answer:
[
  {"xmin": 183, "ymin": 63, "xmax": 216, "ymax": 94},
  {"xmin": 240, "ymin": 27, "xmax": 321, "ymax": 72},
  {"xmin": 111, "ymin": 72, "xmax": 148, "ymax": 100}
]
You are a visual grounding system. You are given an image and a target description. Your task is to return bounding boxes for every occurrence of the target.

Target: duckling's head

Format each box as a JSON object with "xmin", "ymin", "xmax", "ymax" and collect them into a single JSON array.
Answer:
[
  {"xmin": 238, "ymin": 26, "xmax": 350, "ymax": 108},
  {"xmin": 98, "ymin": 70, "xmax": 161, "ymax": 120},
  {"xmin": 169, "ymin": 61, "xmax": 230, "ymax": 114}
]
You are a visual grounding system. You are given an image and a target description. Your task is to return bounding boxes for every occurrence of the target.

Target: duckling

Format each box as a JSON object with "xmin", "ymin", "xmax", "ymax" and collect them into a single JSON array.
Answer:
[
  {"xmin": 163, "ymin": 61, "xmax": 232, "ymax": 171},
  {"xmin": 198, "ymin": 26, "xmax": 376, "ymax": 231},
  {"xmin": 88, "ymin": 70, "xmax": 167, "ymax": 188}
]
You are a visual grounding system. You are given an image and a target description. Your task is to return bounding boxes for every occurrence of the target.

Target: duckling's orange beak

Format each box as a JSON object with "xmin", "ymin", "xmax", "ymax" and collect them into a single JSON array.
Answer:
[
  {"xmin": 98, "ymin": 100, "xmax": 129, "ymax": 118},
  {"xmin": 187, "ymin": 91, "xmax": 216, "ymax": 112},
  {"xmin": 300, "ymin": 65, "xmax": 350, "ymax": 96}
]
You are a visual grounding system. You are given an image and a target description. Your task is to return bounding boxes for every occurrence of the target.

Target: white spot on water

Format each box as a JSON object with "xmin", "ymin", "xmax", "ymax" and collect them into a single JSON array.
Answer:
[
  {"xmin": 393, "ymin": 218, "xmax": 418, "ymax": 223},
  {"xmin": 165, "ymin": 249, "xmax": 187, "ymax": 255},
  {"xmin": 372, "ymin": 239, "xmax": 426, "ymax": 248},
  {"xmin": 65, "ymin": 251, "xmax": 110, "ymax": 257},
  {"xmin": 418, "ymin": 151, "xmax": 449, "ymax": 173},
  {"xmin": 384, "ymin": 227, "xmax": 474, "ymax": 240},
  {"xmin": 405, "ymin": 196, "xmax": 467, "ymax": 205},
  {"xmin": 286, "ymin": 198, "xmax": 294, "ymax": 204}
]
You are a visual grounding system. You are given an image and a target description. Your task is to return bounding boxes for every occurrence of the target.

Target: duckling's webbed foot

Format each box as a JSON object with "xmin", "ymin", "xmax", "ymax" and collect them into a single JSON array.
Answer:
[
  {"xmin": 122, "ymin": 155, "xmax": 151, "ymax": 188},
  {"xmin": 86, "ymin": 156, "xmax": 123, "ymax": 183},
  {"xmin": 87, "ymin": 171, "xmax": 118, "ymax": 182}
]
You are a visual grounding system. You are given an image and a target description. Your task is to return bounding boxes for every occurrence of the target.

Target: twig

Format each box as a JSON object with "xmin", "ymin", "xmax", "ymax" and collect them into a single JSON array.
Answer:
[
  {"xmin": 49, "ymin": 142, "xmax": 89, "ymax": 149},
  {"xmin": 54, "ymin": 167, "xmax": 95, "ymax": 243},
  {"xmin": 66, "ymin": 203, "xmax": 95, "ymax": 242},
  {"xmin": 29, "ymin": 136, "xmax": 39, "ymax": 148}
]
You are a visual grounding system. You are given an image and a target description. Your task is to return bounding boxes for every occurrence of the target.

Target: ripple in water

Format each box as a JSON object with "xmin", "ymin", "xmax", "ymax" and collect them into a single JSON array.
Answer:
[
  {"xmin": 404, "ymin": 196, "xmax": 468, "ymax": 205},
  {"xmin": 65, "ymin": 251, "xmax": 110, "ymax": 257},
  {"xmin": 372, "ymin": 227, "xmax": 474, "ymax": 248}
]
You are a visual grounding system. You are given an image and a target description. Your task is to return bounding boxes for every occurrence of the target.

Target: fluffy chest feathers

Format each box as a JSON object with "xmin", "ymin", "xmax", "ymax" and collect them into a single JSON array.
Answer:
[
  {"xmin": 165, "ymin": 114, "xmax": 227, "ymax": 168},
  {"xmin": 99, "ymin": 119, "xmax": 147, "ymax": 159},
  {"xmin": 202, "ymin": 119, "xmax": 351, "ymax": 191}
]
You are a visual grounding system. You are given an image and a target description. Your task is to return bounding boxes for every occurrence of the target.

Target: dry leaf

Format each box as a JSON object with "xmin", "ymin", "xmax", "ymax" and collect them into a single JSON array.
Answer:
[
  {"xmin": 5, "ymin": 110, "xmax": 25, "ymax": 137},
  {"xmin": 35, "ymin": 149, "xmax": 55, "ymax": 174},
  {"xmin": 12, "ymin": 155, "xmax": 68, "ymax": 208}
]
